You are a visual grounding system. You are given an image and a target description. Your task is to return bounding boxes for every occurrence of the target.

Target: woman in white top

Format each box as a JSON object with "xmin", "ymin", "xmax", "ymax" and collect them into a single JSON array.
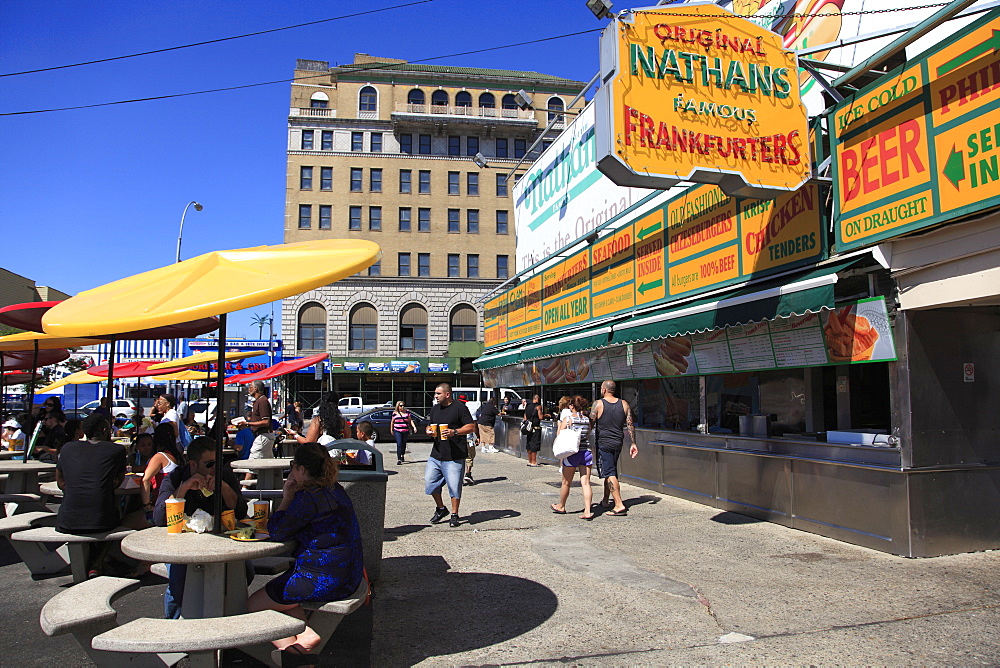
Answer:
[
  {"xmin": 549, "ymin": 395, "xmax": 595, "ymax": 520},
  {"xmin": 154, "ymin": 394, "xmax": 181, "ymax": 444},
  {"xmin": 139, "ymin": 423, "xmax": 183, "ymax": 518}
]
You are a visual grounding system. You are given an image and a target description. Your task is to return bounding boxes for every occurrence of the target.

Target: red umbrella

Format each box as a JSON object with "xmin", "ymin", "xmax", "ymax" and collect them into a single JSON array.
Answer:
[
  {"xmin": 86, "ymin": 361, "xmax": 178, "ymax": 379},
  {"xmin": 224, "ymin": 352, "xmax": 329, "ymax": 385},
  {"xmin": 1, "ymin": 349, "xmax": 70, "ymax": 370},
  {"xmin": 1, "ymin": 371, "xmax": 34, "ymax": 386},
  {"xmin": 0, "ymin": 301, "xmax": 63, "ymax": 332}
]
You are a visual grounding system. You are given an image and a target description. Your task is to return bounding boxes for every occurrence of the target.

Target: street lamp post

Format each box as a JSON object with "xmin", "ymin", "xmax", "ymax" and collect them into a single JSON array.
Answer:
[{"xmin": 174, "ymin": 201, "xmax": 203, "ymax": 398}]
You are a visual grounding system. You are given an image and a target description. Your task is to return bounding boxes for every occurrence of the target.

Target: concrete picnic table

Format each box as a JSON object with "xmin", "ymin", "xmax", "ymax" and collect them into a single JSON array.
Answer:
[
  {"xmin": 0, "ymin": 450, "xmax": 25, "ymax": 460},
  {"xmin": 121, "ymin": 526, "xmax": 292, "ymax": 619},
  {"xmin": 0, "ymin": 460, "xmax": 55, "ymax": 494},
  {"xmin": 229, "ymin": 458, "xmax": 291, "ymax": 492}
]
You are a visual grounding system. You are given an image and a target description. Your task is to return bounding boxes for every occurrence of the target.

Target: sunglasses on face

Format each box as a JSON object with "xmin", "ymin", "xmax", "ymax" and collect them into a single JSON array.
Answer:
[{"xmin": 203, "ymin": 460, "xmax": 216, "ymax": 469}]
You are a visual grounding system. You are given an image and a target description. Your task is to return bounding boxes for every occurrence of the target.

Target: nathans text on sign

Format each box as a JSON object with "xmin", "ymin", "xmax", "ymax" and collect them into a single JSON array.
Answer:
[{"xmin": 594, "ymin": 3, "xmax": 810, "ymax": 199}]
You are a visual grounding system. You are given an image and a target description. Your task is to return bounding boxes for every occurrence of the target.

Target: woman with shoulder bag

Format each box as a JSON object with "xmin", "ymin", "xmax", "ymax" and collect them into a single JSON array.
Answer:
[
  {"xmin": 549, "ymin": 396, "xmax": 595, "ymax": 519},
  {"xmin": 391, "ymin": 401, "xmax": 417, "ymax": 466},
  {"xmin": 524, "ymin": 394, "xmax": 544, "ymax": 467}
]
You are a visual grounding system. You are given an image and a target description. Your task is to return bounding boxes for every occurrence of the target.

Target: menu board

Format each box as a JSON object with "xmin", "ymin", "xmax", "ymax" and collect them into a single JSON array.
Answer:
[
  {"xmin": 769, "ymin": 312, "xmax": 829, "ymax": 367},
  {"xmin": 690, "ymin": 329, "xmax": 732, "ymax": 374},
  {"xmin": 726, "ymin": 321, "xmax": 777, "ymax": 371}
]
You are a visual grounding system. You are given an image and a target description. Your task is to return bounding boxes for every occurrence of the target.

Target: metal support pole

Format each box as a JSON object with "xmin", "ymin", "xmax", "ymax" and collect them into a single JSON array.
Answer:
[
  {"xmin": 212, "ymin": 314, "xmax": 227, "ymax": 534},
  {"xmin": 106, "ymin": 339, "xmax": 116, "ymax": 403},
  {"xmin": 26, "ymin": 340, "xmax": 39, "ymax": 419}
]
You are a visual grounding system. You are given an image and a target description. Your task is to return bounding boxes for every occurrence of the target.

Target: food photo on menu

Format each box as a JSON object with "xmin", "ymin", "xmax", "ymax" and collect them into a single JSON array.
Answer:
[
  {"xmin": 823, "ymin": 304, "xmax": 882, "ymax": 362},
  {"xmin": 652, "ymin": 335, "xmax": 694, "ymax": 376}
]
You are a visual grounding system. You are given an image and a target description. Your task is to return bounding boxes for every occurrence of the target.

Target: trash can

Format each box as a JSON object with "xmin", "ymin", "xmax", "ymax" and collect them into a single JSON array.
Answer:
[{"xmin": 333, "ymin": 439, "xmax": 387, "ymax": 582}]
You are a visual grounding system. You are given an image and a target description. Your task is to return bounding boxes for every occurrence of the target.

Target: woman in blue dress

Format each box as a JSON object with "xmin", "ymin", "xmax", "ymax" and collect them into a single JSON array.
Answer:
[{"xmin": 247, "ymin": 442, "xmax": 364, "ymax": 654}]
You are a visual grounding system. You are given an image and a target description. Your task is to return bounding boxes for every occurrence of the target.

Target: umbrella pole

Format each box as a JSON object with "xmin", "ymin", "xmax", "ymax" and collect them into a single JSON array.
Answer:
[
  {"xmin": 107, "ymin": 338, "xmax": 117, "ymax": 404},
  {"xmin": 0, "ymin": 354, "xmax": 5, "ymax": 420},
  {"xmin": 26, "ymin": 340, "xmax": 39, "ymax": 419},
  {"xmin": 212, "ymin": 315, "xmax": 226, "ymax": 534}
]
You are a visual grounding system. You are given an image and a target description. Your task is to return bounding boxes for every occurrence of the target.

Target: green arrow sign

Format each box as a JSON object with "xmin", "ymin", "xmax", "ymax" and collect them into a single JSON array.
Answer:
[
  {"xmin": 943, "ymin": 145, "xmax": 965, "ymax": 190},
  {"xmin": 637, "ymin": 221, "xmax": 663, "ymax": 240},
  {"xmin": 638, "ymin": 279, "xmax": 663, "ymax": 294},
  {"xmin": 936, "ymin": 29, "xmax": 1000, "ymax": 76}
]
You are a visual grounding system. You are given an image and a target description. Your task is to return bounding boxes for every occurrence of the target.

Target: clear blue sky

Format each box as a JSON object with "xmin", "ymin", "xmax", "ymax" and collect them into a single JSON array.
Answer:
[{"xmin": 0, "ymin": 0, "xmax": 602, "ymax": 339}]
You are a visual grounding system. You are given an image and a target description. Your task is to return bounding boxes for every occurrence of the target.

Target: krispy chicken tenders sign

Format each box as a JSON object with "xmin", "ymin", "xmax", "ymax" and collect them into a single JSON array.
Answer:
[{"xmin": 594, "ymin": 3, "xmax": 810, "ymax": 198}]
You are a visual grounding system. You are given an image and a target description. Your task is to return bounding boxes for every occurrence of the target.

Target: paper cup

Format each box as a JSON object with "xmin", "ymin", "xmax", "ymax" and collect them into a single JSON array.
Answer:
[
  {"xmin": 165, "ymin": 498, "xmax": 186, "ymax": 534},
  {"xmin": 251, "ymin": 500, "xmax": 269, "ymax": 533},
  {"xmin": 221, "ymin": 509, "xmax": 236, "ymax": 532},
  {"xmin": 438, "ymin": 424, "xmax": 450, "ymax": 439}
]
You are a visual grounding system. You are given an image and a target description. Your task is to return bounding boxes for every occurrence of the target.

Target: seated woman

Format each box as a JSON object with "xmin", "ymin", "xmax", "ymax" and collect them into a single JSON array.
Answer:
[
  {"xmin": 285, "ymin": 393, "xmax": 348, "ymax": 449},
  {"xmin": 131, "ymin": 423, "xmax": 182, "ymax": 526},
  {"xmin": 247, "ymin": 443, "xmax": 364, "ymax": 656}
]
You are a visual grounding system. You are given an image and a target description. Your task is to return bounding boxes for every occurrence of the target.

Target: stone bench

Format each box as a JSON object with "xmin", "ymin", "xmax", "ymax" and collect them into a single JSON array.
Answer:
[
  {"xmin": 12, "ymin": 525, "xmax": 134, "ymax": 583},
  {"xmin": 0, "ymin": 492, "xmax": 48, "ymax": 516},
  {"xmin": 0, "ymin": 511, "xmax": 68, "ymax": 577},
  {"xmin": 40, "ymin": 575, "xmax": 181, "ymax": 667},
  {"xmin": 39, "ymin": 481, "xmax": 63, "ymax": 498},
  {"xmin": 92, "ymin": 610, "xmax": 305, "ymax": 668}
]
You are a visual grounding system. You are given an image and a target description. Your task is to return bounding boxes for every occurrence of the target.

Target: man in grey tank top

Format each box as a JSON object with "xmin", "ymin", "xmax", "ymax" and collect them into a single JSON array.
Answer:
[{"xmin": 590, "ymin": 380, "xmax": 637, "ymax": 516}]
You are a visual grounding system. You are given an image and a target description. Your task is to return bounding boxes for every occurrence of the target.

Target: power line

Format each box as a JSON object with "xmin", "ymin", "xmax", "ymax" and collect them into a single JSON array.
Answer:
[
  {"xmin": 0, "ymin": 0, "xmax": 435, "ymax": 78},
  {"xmin": 0, "ymin": 28, "xmax": 603, "ymax": 116}
]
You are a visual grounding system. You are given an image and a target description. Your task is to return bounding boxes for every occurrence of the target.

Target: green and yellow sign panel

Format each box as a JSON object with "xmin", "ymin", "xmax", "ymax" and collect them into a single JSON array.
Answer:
[
  {"xmin": 833, "ymin": 8, "xmax": 1000, "ymax": 250},
  {"xmin": 484, "ymin": 181, "xmax": 824, "ymax": 350}
]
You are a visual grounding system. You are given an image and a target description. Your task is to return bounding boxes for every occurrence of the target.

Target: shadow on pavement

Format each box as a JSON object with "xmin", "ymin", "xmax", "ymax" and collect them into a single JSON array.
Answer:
[
  {"xmin": 710, "ymin": 510, "xmax": 763, "ymax": 525},
  {"xmin": 383, "ymin": 524, "xmax": 428, "ymax": 541},
  {"xmin": 373, "ymin": 555, "xmax": 557, "ymax": 666},
  {"xmin": 466, "ymin": 508, "xmax": 520, "ymax": 524},
  {"xmin": 468, "ymin": 475, "xmax": 508, "ymax": 485}
]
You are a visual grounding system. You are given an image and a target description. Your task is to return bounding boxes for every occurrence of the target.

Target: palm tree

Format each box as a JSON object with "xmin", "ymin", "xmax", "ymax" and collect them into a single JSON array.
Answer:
[{"xmin": 250, "ymin": 313, "xmax": 272, "ymax": 340}]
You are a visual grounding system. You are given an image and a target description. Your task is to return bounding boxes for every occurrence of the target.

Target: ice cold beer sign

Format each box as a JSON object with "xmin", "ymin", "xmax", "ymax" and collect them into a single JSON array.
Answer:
[{"xmin": 594, "ymin": 4, "xmax": 810, "ymax": 198}]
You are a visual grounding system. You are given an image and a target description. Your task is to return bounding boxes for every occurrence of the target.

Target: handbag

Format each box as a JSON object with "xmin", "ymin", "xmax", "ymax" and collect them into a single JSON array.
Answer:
[
  {"xmin": 520, "ymin": 419, "xmax": 534, "ymax": 435},
  {"xmin": 552, "ymin": 428, "xmax": 582, "ymax": 460}
]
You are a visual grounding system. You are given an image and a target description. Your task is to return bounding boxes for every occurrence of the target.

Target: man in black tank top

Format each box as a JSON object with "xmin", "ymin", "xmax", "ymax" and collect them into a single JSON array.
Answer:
[{"xmin": 590, "ymin": 380, "xmax": 637, "ymax": 516}]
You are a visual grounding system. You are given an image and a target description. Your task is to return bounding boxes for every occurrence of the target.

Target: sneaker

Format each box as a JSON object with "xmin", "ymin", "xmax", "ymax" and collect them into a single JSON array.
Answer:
[
  {"xmin": 465, "ymin": 471, "xmax": 474, "ymax": 485},
  {"xmin": 397, "ymin": 458, "xmax": 404, "ymax": 465},
  {"xmin": 449, "ymin": 514, "xmax": 460, "ymax": 527},
  {"xmin": 430, "ymin": 507, "xmax": 449, "ymax": 524}
]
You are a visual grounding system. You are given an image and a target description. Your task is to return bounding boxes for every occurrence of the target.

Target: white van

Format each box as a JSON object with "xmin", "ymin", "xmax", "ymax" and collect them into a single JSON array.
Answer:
[{"xmin": 449, "ymin": 388, "xmax": 522, "ymax": 417}]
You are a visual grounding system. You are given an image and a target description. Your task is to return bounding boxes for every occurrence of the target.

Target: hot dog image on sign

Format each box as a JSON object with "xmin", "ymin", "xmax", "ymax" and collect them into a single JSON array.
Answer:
[{"xmin": 594, "ymin": 2, "xmax": 811, "ymax": 198}]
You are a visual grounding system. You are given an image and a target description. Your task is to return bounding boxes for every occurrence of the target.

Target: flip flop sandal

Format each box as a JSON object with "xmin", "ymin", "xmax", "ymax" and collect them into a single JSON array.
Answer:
[
  {"xmin": 550, "ymin": 504, "xmax": 567, "ymax": 514},
  {"xmin": 606, "ymin": 509, "xmax": 629, "ymax": 516},
  {"xmin": 581, "ymin": 514, "xmax": 595, "ymax": 521}
]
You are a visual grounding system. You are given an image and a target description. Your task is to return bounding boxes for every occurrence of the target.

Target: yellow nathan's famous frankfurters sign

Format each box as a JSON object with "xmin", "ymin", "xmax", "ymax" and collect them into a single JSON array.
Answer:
[{"xmin": 593, "ymin": 4, "xmax": 811, "ymax": 198}]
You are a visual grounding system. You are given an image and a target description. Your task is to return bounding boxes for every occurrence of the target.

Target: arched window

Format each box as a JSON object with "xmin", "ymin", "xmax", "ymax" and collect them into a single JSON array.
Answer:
[
  {"xmin": 455, "ymin": 91, "xmax": 472, "ymax": 108},
  {"xmin": 310, "ymin": 92, "xmax": 329, "ymax": 109},
  {"xmin": 399, "ymin": 304, "xmax": 428, "ymax": 352},
  {"xmin": 547, "ymin": 96, "xmax": 564, "ymax": 122},
  {"xmin": 407, "ymin": 89, "xmax": 425, "ymax": 105},
  {"xmin": 359, "ymin": 86, "xmax": 377, "ymax": 113},
  {"xmin": 298, "ymin": 303, "xmax": 326, "ymax": 351},
  {"xmin": 501, "ymin": 94, "xmax": 518, "ymax": 109},
  {"xmin": 450, "ymin": 304, "xmax": 477, "ymax": 342},
  {"xmin": 431, "ymin": 90, "xmax": 449, "ymax": 107},
  {"xmin": 349, "ymin": 303, "xmax": 377, "ymax": 351},
  {"xmin": 479, "ymin": 92, "xmax": 495, "ymax": 108}
]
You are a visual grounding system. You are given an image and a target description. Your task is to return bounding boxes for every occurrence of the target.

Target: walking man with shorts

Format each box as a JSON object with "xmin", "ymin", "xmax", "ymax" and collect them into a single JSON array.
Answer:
[
  {"xmin": 425, "ymin": 383, "xmax": 475, "ymax": 527},
  {"xmin": 477, "ymin": 398, "xmax": 499, "ymax": 453},
  {"xmin": 244, "ymin": 380, "xmax": 275, "ymax": 461},
  {"xmin": 590, "ymin": 380, "xmax": 637, "ymax": 516}
]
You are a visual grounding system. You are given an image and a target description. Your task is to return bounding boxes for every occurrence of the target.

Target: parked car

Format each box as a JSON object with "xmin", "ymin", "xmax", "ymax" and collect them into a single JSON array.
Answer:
[
  {"xmin": 188, "ymin": 399, "xmax": 218, "ymax": 428},
  {"xmin": 79, "ymin": 398, "xmax": 139, "ymax": 420},
  {"xmin": 352, "ymin": 408, "xmax": 432, "ymax": 443},
  {"xmin": 447, "ymin": 388, "xmax": 522, "ymax": 418},
  {"xmin": 337, "ymin": 396, "xmax": 390, "ymax": 418}
]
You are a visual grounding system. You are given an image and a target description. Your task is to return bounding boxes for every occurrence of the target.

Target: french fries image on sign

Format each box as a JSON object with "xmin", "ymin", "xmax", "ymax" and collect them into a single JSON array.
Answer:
[
  {"xmin": 824, "ymin": 307, "xmax": 879, "ymax": 361},
  {"xmin": 653, "ymin": 336, "xmax": 692, "ymax": 376}
]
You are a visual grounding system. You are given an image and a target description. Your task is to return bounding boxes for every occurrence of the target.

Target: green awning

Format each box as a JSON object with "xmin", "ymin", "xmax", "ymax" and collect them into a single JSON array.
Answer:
[
  {"xmin": 611, "ymin": 259, "xmax": 859, "ymax": 345},
  {"xmin": 518, "ymin": 326, "xmax": 612, "ymax": 363},
  {"xmin": 472, "ymin": 348, "xmax": 522, "ymax": 370}
]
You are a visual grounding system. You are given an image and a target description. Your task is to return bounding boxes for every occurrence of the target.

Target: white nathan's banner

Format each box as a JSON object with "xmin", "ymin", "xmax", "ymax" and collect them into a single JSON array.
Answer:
[{"xmin": 513, "ymin": 101, "xmax": 647, "ymax": 271}]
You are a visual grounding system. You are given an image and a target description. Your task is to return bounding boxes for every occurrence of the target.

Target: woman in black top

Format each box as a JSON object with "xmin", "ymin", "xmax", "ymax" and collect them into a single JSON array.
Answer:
[{"xmin": 525, "ymin": 393, "xmax": 543, "ymax": 466}]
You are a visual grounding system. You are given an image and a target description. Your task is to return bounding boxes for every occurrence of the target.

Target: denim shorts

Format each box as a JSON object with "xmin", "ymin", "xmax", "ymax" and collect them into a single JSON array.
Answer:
[{"xmin": 425, "ymin": 457, "xmax": 464, "ymax": 499}]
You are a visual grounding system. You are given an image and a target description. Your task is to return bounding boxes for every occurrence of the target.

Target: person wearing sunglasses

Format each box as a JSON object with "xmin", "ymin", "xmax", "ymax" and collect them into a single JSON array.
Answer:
[{"xmin": 153, "ymin": 436, "xmax": 249, "ymax": 618}]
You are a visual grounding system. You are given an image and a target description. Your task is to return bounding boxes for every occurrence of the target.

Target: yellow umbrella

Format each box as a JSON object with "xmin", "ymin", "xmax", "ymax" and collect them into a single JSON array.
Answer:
[
  {"xmin": 155, "ymin": 370, "xmax": 217, "ymax": 382},
  {"xmin": 147, "ymin": 350, "xmax": 259, "ymax": 371},
  {"xmin": 35, "ymin": 369, "xmax": 103, "ymax": 393},
  {"xmin": 0, "ymin": 331, "xmax": 108, "ymax": 351}
]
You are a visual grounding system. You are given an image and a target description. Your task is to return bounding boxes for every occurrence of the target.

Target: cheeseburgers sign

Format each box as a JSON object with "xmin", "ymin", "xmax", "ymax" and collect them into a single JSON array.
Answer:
[{"xmin": 594, "ymin": 3, "xmax": 811, "ymax": 198}]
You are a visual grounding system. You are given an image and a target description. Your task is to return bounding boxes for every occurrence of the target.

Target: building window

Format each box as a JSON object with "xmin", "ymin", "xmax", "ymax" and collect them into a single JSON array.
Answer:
[
  {"xmin": 542, "ymin": 139, "xmax": 553, "ymax": 153},
  {"xmin": 407, "ymin": 89, "xmax": 425, "ymax": 105},
  {"xmin": 455, "ymin": 91, "xmax": 472, "ymax": 108},
  {"xmin": 301, "ymin": 130, "xmax": 314, "ymax": 150},
  {"xmin": 497, "ymin": 255, "xmax": 509, "ymax": 279},
  {"xmin": 310, "ymin": 92, "xmax": 329, "ymax": 109},
  {"xmin": 514, "ymin": 139, "xmax": 526, "ymax": 158},
  {"xmin": 495, "ymin": 138, "xmax": 508, "ymax": 158},
  {"xmin": 448, "ymin": 171, "xmax": 460, "ymax": 195},
  {"xmin": 479, "ymin": 92, "xmax": 495, "ymax": 108},
  {"xmin": 321, "ymin": 130, "xmax": 332, "ymax": 150},
  {"xmin": 418, "ymin": 134, "xmax": 431, "ymax": 154},
  {"xmin": 431, "ymin": 90, "xmax": 448, "ymax": 107},
  {"xmin": 350, "ymin": 168, "xmax": 362, "ymax": 192},
  {"xmin": 466, "ymin": 136, "xmax": 479, "ymax": 157},
  {"xmin": 399, "ymin": 304, "xmax": 428, "ymax": 352},
  {"xmin": 467, "ymin": 254, "xmax": 479, "ymax": 278},
  {"xmin": 467, "ymin": 209, "xmax": 479, "ymax": 234},
  {"xmin": 448, "ymin": 209, "xmax": 460, "ymax": 233},
  {"xmin": 502, "ymin": 94, "xmax": 517, "ymax": 109},
  {"xmin": 298, "ymin": 204, "xmax": 312, "ymax": 229},
  {"xmin": 418, "ymin": 170, "xmax": 431, "ymax": 194},
  {"xmin": 496, "ymin": 210, "xmax": 509, "ymax": 234},
  {"xmin": 368, "ymin": 260, "xmax": 381, "ymax": 276},
  {"xmin": 370, "ymin": 168, "xmax": 382, "ymax": 193},
  {"xmin": 418, "ymin": 208, "xmax": 430, "ymax": 232},
  {"xmin": 450, "ymin": 304, "xmax": 477, "ymax": 341},
  {"xmin": 447, "ymin": 254, "xmax": 460, "ymax": 277},
  {"xmin": 300, "ymin": 166, "xmax": 313, "ymax": 190},
  {"xmin": 467, "ymin": 173, "xmax": 479, "ymax": 196},
  {"xmin": 400, "ymin": 170, "xmax": 411, "ymax": 193},
  {"xmin": 349, "ymin": 206, "xmax": 361, "ymax": 231},
  {"xmin": 448, "ymin": 136, "xmax": 461, "ymax": 156},
  {"xmin": 547, "ymin": 96, "xmax": 564, "ymax": 122},
  {"xmin": 320, "ymin": 167, "xmax": 332, "ymax": 190},
  {"xmin": 369, "ymin": 206, "xmax": 382, "ymax": 231},
  {"xmin": 399, "ymin": 207, "xmax": 411, "ymax": 231},
  {"xmin": 398, "ymin": 253, "xmax": 411, "ymax": 276},
  {"xmin": 298, "ymin": 303, "xmax": 326, "ymax": 351},
  {"xmin": 400, "ymin": 134, "xmax": 413, "ymax": 154},
  {"xmin": 416, "ymin": 252, "xmax": 430, "ymax": 276},
  {"xmin": 496, "ymin": 173, "xmax": 508, "ymax": 197},
  {"xmin": 359, "ymin": 86, "xmax": 377, "ymax": 112},
  {"xmin": 319, "ymin": 205, "xmax": 331, "ymax": 230},
  {"xmin": 351, "ymin": 132, "xmax": 364, "ymax": 152},
  {"xmin": 349, "ymin": 303, "xmax": 377, "ymax": 351},
  {"xmin": 370, "ymin": 132, "xmax": 382, "ymax": 153}
]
